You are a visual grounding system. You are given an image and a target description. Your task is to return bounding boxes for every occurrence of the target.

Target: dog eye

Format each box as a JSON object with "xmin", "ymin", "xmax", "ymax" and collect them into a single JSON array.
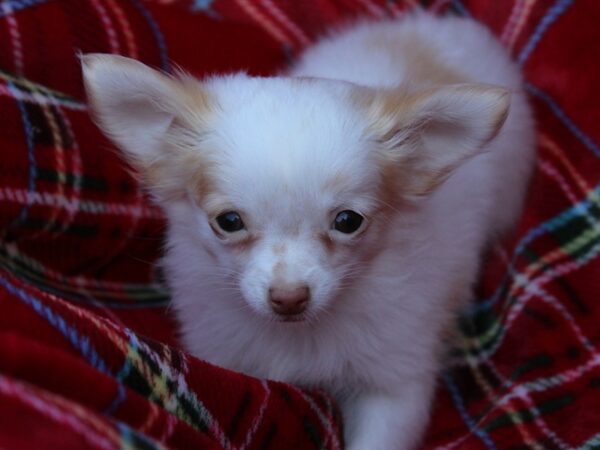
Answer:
[
  {"xmin": 333, "ymin": 210, "xmax": 364, "ymax": 234},
  {"xmin": 216, "ymin": 211, "xmax": 245, "ymax": 233}
]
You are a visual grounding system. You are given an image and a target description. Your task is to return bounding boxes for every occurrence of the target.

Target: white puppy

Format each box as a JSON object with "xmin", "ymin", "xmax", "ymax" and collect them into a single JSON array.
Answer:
[{"xmin": 82, "ymin": 13, "xmax": 535, "ymax": 450}]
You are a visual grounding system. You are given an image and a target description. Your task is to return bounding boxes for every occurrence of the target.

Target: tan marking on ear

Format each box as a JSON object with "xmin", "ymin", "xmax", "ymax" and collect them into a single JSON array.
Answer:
[
  {"xmin": 376, "ymin": 160, "xmax": 403, "ymax": 208},
  {"xmin": 188, "ymin": 158, "xmax": 216, "ymax": 205},
  {"xmin": 352, "ymin": 88, "xmax": 429, "ymax": 198},
  {"xmin": 134, "ymin": 142, "xmax": 216, "ymax": 203},
  {"xmin": 193, "ymin": 174, "xmax": 215, "ymax": 205},
  {"xmin": 159, "ymin": 115, "xmax": 222, "ymax": 205},
  {"xmin": 371, "ymin": 156, "xmax": 417, "ymax": 223},
  {"xmin": 375, "ymin": 139, "xmax": 460, "ymax": 199},
  {"xmin": 351, "ymin": 85, "xmax": 425, "ymax": 151},
  {"xmin": 407, "ymin": 167, "xmax": 454, "ymax": 197},
  {"xmin": 111, "ymin": 71, "xmax": 217, "ymax": 202},
  {"xmin": 140, "ymin": 162, "xmax": 160, "ymax": 186},
  {"xmin": 132, "ymin": 158, "xmax": 188, "ymax": 201},
  {"xmin": 172, "ymin": 73, "xmax": 216, "ymax": 127}
]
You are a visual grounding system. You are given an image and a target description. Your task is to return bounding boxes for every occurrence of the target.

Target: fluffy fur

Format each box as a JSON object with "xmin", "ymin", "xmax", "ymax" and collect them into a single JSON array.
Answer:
[{"xmin": 82, "ymin": 13, "xmax": 535, "ymax": 450}]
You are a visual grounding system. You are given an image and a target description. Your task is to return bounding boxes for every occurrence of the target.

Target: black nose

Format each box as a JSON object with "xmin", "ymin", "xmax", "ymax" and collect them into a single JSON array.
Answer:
[{"xmin": 268, "ymin": 285, "xmax": 310, "ymax": 316}]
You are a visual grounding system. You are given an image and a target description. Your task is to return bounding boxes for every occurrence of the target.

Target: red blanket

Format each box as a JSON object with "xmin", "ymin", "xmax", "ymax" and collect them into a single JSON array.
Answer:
[{"xmin": 1, "ymin": 1, "xmax": 599, "ymax": 449}]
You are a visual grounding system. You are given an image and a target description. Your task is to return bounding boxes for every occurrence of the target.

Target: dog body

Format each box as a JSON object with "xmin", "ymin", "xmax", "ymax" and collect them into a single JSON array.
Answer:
[{"xmin": 83, "ymin": 13, "xmax": 535, "ymax": 450}]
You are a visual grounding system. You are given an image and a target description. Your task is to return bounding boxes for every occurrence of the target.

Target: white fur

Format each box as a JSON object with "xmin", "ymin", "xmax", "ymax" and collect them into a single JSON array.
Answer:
[{"xmin": 82, "ymin": 13, "xmax": 535, "ymax": 450}]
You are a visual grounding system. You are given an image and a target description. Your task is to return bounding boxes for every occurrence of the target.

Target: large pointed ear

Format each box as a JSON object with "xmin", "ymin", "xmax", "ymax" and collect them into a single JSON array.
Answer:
[
  {"xmin": 81, "ymin": 54, "xmax": 183, "ymax": 167},
  {"xmin": 366, "ymin": 84, "xmax": 510, "ymax": 197},
  {"xmin": 81, "ymin": 54, "xmax": 213, "ymax": 200}
]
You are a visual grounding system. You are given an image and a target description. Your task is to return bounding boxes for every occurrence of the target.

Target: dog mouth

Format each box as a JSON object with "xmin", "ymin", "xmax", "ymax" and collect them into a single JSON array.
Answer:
[{"xmin": 274, "ymin": 313, "xmax": 308, "ymax": 323}]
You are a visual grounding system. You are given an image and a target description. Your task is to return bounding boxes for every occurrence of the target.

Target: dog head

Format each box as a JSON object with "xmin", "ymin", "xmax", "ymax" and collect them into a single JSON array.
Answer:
[{"xmin": 82, "ymin": 54, "xmax": 509, "ymax": 322}]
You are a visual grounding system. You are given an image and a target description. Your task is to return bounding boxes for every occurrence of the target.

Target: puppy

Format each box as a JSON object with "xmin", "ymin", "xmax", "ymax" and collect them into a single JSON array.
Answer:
[{"xmin": 82, "ymin": 13, "xmax": 535, "ymax": 450}]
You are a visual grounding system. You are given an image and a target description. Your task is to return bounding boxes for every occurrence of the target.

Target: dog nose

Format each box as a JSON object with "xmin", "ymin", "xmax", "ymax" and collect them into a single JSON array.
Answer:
[{"xmin": 269, "ymin": 285, "xmax": 310, "ymax": 316}]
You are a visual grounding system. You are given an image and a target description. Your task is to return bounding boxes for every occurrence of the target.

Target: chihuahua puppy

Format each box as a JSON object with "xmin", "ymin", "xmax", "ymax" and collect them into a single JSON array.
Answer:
[{"xmin": 82, "ymin": 13, "xmax": 535, "ymax": 450}]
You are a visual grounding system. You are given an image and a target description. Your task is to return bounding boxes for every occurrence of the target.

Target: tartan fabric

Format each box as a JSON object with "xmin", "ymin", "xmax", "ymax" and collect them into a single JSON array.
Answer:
[{"xmin": 0, "ymin": 0, "xmax": 598, "ymax": 449}]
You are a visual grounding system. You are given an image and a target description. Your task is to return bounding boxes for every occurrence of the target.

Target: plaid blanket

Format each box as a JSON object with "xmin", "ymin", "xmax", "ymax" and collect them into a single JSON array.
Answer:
[{"xmin": 0, "ymin": 1, "xmax": 599, "ymax": 449}]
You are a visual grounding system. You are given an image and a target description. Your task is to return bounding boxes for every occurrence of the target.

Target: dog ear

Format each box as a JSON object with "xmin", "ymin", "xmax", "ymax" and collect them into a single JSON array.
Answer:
[
  {"xmin": 81, "ymin": 54, "xmax": 213, "ymax": 200},
  {"xmin": 82, "ymin": 54, "xmax": 184, "ymax": 166},
  {"xmin": 366, "ymin": 84, "xmax": 510, "ymax": 197}
]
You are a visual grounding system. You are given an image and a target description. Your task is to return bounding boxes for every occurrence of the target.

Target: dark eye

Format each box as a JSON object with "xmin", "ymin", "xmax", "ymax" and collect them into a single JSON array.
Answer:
[
  {"xmin": 216, "ymin": 211, "xmax": 245, "ymax": 233},
  {"xmin": 333, "ymin": 210, "xmax": 364, "ymax": 234}
]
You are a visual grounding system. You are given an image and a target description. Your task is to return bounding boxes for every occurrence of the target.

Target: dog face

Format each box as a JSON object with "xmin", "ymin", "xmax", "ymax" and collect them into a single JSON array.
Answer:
[{"xmin": 82, "ymin": 54, "xmax": 508, "ymax": 322}]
